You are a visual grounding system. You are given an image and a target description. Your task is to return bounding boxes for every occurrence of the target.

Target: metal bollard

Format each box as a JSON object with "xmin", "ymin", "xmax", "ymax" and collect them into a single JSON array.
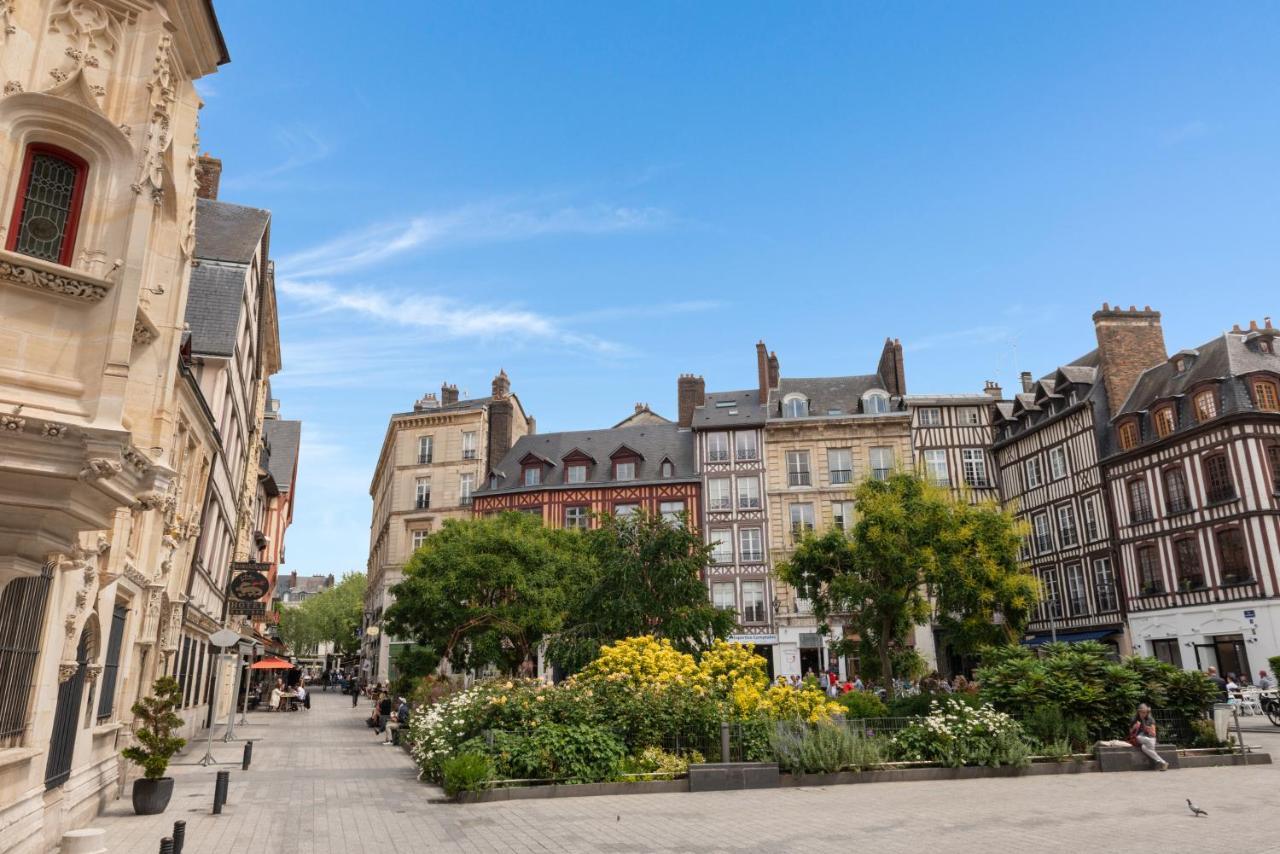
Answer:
[
  {"xmin": 173, "ymin": 820, "xmax": 186, "ymax": 854},
  {"xmin": 242, "ymin": 739, "xmax": 253, "ymax": 770},
  {"xmin": 212, "ymin": 769, "xmax": 230, "ymax": 814},
  {"xmin": 720, "ymin": 721, "xmax": 731, "ymax": 762},
  {"xmin": 159, "ymin": 837, "xmax": 174, "ymax": 854}
]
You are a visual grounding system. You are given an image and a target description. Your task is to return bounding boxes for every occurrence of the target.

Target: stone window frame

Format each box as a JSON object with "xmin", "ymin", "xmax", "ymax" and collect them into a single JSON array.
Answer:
[{"xmin": 6, "ymin": 142, "xmax": 90, "ymax": 267}]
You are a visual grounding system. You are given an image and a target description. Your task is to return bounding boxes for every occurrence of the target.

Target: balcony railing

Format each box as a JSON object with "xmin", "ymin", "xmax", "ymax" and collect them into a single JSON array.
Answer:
[
  {"xmin": 829, "ymin": 469, "xmax": 852, "ymax": 485},
  {"xmin": 788, "ymin": 471, "xmax": 811, "ymax": 487},
  {"xmin": 462, "ymin": 449, "xmax": 477, "ymax": 460},
  {"xmin": 415, "ymin": 497, "xmax": 430, "ymax": 510}
]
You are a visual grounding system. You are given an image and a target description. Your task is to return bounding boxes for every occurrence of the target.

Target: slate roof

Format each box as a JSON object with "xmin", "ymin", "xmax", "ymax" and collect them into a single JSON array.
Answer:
[
  {"xmin": 767, "ymin": 374, "xmax": 895, "ymax": 419},
  {"xmin": 392, "ymin": 396, "xmax": 494, "ymax": 419},
  {"xmin": 194, "ymin": 198, "xmax": 270, "ymax": 264},
  {"xmin": 479, "ymin": 423, "xmax": 696, "ymax": 494},
  {"xmin": 264, "ymin": 420, "xmax": 301, "ymax": 492},
  {"xmin": 1000, "ymin": 350, "xmax": 1100, "ymax": 422},
  {"xmin": 1118, "ymin": 330, "xmax": 1280, "ymax": 417},
  {"xmin": 691, "ymin": 389, "xmax": 767, "ymax": 428},
  {"xmin": 184, "ymin": 260, "xmax": 245, "ymax": 357}
]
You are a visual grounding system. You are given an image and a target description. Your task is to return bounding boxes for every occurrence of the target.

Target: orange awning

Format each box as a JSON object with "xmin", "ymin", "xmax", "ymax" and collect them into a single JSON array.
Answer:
[{"xmin": 249, "ymin": 656, "xmax": 296, "ymax": 670}]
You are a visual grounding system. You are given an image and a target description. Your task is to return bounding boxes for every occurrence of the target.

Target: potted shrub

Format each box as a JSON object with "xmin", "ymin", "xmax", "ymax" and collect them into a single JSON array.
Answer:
[{"xmin": 122, "ymin": 676, "xmax": 186, "ymax": 815}]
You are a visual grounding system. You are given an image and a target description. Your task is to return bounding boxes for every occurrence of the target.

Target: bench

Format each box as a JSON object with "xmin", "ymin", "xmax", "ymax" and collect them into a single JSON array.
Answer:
[{"xmin": 1095, "ymin": 744, "xmax": 1180, "ymax": 771}]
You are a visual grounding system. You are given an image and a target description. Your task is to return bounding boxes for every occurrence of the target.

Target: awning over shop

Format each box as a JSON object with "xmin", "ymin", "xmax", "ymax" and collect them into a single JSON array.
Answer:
[
  {"xmin": 1021, "ymin": 629, "xmax": 1118, "ymax": 648},
  {"xmin": 249, "ymin": 656, "xmax": 297, "ymax": 670}
]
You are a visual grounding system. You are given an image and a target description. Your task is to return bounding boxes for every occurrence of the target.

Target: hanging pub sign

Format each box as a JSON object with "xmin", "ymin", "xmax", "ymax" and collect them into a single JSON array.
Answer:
[{"xmin": 229, "ymin": 562, "xmax": 272, "ymax": 602}]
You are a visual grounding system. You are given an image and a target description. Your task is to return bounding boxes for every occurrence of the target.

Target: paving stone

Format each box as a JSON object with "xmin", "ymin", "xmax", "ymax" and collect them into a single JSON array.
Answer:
[{"xmin": 86, "ymin": 692, "xmax": 1280, "ymax": 853}]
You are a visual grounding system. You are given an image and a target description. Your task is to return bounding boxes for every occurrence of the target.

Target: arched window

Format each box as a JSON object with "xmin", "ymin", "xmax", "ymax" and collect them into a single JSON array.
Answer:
[
  {"xmin": 1153, "ymin": 406, "xmax": 1176, "ymax": 438},
  {"xmin": 1252, "ymin": 378, "xmax": 1279, "ymax": 412},
  {"xmin": 783, "ymin": 396, "xmax": 808, "ymax": 418},
  {"xmin": 863, "ymin": 392, "xmax": 889, "ymax": 414},
  {"xmin": 1193, "ymin": 389, "xmax": 1218, "ymax": 422},
  {"xmin": 6, "ymin": 144, "xmax": 89, "ymax": 266}
]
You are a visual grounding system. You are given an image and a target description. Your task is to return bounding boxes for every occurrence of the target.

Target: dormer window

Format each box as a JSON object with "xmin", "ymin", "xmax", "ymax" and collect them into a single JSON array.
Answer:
[
  {"xmin": 1193, "ymin": 389, "xmax": 1218, "ymax": 422},
  {"xmin": 6, "ymin": 144, "xmax": 89, "ymax": 266},
  {"xmin": 783, "ymin": 396, "xmax": 808, "ymax": 418},
  {"xmin": 1118, "ymin": 420, "xmax": 1140, "ymax": 451},
  {"xmin": 566, "ymin": 464, "xmax": 587, "ymax": 484},
  {"xmin": 1252, "ymin": 378, "xmax": 1279, "ymax": 412},
  {"xmin": 522, "ymin": 465, "xmax": 541, "ymax": 486},
  {"xmin": 614, "ymin": 460, "xmax": 636, "ymax": 481},
  {"xmin": 1174, "ymin": 357, "xmax": 1186, "ymax": 373},
  {"xmin": 1153, "ymin": 406, "xmax": 1176, "ymax": 438},
  {"xmin": 863, "ymin": 392, "xmax": 890, "ymax": 414},
  {"xmin": 660, "ymin": 460, "xmax": 674, "ymax": 478},
  {"xmin": 488, "ymin": 473, "xmax": 499, "ymax": 489},
  {"xmin": 1261, "ymin": 339, "xmax": 1275, "ymax": 355}
]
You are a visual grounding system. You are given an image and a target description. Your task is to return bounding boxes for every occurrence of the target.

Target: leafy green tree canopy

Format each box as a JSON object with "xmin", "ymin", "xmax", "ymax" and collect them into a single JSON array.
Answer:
[
  {"xmin": 277, "ymin": 572, "xmax": 366, "ymax": 657},
  {"xmin": 778, "ymin": 471, "xmax": 1035, "ymax": 695},
  {"xmin": 385, "ymin": 513, "xmax": 590, "ymax": 674},
  {"xmin": 549, "ymin": 509, "xmax": 735, "ymax": 672}
]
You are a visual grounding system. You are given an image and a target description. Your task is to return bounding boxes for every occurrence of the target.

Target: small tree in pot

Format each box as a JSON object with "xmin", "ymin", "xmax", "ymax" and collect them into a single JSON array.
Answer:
[{"xmin": 122, "ymin": 676, "xmax": 186, "ymax": 815}]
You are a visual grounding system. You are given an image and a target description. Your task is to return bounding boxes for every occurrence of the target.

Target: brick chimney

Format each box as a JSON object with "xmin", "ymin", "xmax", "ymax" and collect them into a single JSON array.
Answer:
[
  {"xmin": 756, "ymin": 341, "xmax": 769, "ymax": 403},
  {"xmin": 196, "ymin": 153, "xmax": 222, "ymax": 200},
  {"xmin": 486, "ymin": 371, "xmax": 514, "ymax": 471},
  {"xmin": 1092, "ymin": 303, "xmax": 1166, "ymax": 416},
  {"xmin": 678, "ymin": 374, "xmax": 705, "ymax": 428},
  {"xmin": 441, "ymin": 383, "xmax": 459, "ymax": 405},
  {"xmin": 983, "ymin": 380, "xmax": 1002, "ymax": 400},
  {"xmin": 1019, "ymin": 371, "xmax": 1034, "ymax": 393},
  {"xmin": 877, "ymin": 338, "xmax": 906, "ymax": 396},
  {"xmin": 767, "ymin": 351, "xmax": 780, "ymax": 390}
]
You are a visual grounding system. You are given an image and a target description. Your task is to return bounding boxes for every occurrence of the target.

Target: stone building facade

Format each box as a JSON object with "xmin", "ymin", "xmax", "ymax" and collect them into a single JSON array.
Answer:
[
  {"xmin": 364, "ymin": 372, "xmax": 531, "ymax": 682},
  {"xmin": 0, "ymin": 2, "xmax": 231, "ymax": 850},
  {"xmin": 760, "ymin": 339, "xmax": 914, "ymax": 679}
]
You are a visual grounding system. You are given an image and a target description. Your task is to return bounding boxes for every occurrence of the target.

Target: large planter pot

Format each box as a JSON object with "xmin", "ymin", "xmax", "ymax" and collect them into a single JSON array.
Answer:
[{"xmin": 131, "ymin": 777, "xmax": 175, "ymax": 815}]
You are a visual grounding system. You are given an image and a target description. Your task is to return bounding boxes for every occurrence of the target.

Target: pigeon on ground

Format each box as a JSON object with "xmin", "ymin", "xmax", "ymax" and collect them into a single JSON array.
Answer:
[{"xmin": 1186, "ymin": 799, "xmax": 1208, "ymax": 817}]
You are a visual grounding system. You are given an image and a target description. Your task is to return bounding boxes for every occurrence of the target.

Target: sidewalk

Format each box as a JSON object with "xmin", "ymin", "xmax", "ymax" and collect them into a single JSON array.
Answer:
[{"xmin": 91, "ymin": 689, "xmax": 431, "ymax": 854}]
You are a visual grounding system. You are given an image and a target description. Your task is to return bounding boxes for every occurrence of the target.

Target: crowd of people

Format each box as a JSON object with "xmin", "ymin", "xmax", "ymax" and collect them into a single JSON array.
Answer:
[{"xmin": 774, "ymin": 668, "xmax": 977, "ymax": 700}]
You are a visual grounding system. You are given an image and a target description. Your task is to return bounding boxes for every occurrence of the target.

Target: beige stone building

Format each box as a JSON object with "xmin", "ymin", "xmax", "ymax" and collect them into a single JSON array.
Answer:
[
  {"xmin": 759, "ymin": 339, "xmax": 913, "ymax": 679},
  {"xmin": 364, "ymin": 372, "xmax": 531, "ymax": 681},
  {"xmin": 0, "ymin": 2, "xmax": 229, "ymax": 850}
]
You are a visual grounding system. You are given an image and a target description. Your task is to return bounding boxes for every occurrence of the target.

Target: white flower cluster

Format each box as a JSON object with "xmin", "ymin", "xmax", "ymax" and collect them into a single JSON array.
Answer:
[
  {"xmin": 406, "ymin": 686, "xmax": 487, "ymax": 780},
  {"xmin": 917, "ymin": 700, "xmax": 1019, "ymax": 739}
]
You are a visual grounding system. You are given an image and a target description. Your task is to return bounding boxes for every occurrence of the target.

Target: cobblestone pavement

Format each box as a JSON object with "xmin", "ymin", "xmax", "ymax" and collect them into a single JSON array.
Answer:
[{"xmin": 88, "ymin": 691, "xmax": 1280, "ymax": 854}]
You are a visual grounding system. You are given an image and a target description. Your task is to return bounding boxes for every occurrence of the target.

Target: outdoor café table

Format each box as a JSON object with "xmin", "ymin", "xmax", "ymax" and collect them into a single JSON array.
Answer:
[{"xmin": 280, "ymin": 692, "xmax": 299, "ymax": 711}]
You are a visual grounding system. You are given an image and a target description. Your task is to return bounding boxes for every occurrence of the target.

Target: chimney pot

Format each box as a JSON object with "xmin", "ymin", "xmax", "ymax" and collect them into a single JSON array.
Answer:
[
  {"xmin": 1250, "ymin": 319, "xmax": 1259, "ymax": 332},
  {"xmin": 1102, "ymin": 302, "xmax": 1110, "ymax": 311},
  {"xmin": 677, "ymin": 374, "xmax": 706, "ymax": 428},
  {"xmin": 1266, "ymin": 317, "xmax": 1274, "ymax": 330},
  {"xmin": 1019, "ymin": 371, "xmax": 1033, "ymax": 393},
  {"xmin": 756, "ymin": 341, "xmax": 770, "ymax": 404},
  {"xmin": 1233, "ymin": 323, "xmax": 1243, "ymax": 333},
  {"xmin": 196, "ymin": 154, "xmax": 222, "ymax": 200},
  {"xmin": 1092, "ymin": 304, "xmax": 1166, "ymax": 416}
]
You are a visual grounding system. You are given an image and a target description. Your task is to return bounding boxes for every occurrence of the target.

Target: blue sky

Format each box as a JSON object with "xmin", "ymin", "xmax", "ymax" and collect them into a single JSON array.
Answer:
[{"xmin": 197, "ymin": 2, "xmax": 1280, "ymax": 574}]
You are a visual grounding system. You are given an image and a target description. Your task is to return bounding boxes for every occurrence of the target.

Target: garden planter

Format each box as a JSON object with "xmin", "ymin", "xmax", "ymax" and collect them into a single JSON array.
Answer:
[{"xmin": 131, "ymin": 777, "xmax": 174, "ymax": 815}]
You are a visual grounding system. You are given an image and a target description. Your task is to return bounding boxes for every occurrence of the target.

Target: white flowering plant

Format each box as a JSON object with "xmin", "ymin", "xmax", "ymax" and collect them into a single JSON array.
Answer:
[{"xmin": 892, "ymin": 698, "xmax": 1032, "ymax": 768}]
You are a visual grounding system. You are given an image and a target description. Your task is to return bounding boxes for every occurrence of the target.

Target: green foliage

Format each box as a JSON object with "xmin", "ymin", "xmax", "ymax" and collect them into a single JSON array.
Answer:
[
  {"xmin": 611, "ymin": 746, "xmax": 700, "ymax": 781},
  {"xmin": 769, "ymin": 722, "xmax": 887, "ymax": 774},
  {"xmin": 121, "ymin": 677, "xmax": 186, "ymax": 780},
  {"xmin": 885, "ymin": 690, "xmax": 982, "ymax": 719},
  {"xmin": 836, "ymin": 690, "xmax": 888, "ymax": 719},
  {"xmin": 1269, "ymin": 656, "xmax": 1280, "ymax": 678},
  {"xmin": 1021, "ymin": 705, "xmax": 1090, "ymax": 752},
  {"xmin": 891, "ymin": 698, "xmax": 1031, "ymax": 768},
  {"xmin": 386, "ymin": 513, "xmax": 591, "ymax": 673},
  {"xmin": 440, "ymin": 752, "xmax": 493, "ymax": 797},
  {"xmin": 277, "ymin": 573, "xmax": 366, "ymax": 657},
  {"xmin": 976, "ymin": 642, "xmax": 1217, "ymax": 742},
  {"xmin": 1190, "ymin": 718, "xmax": 1226, "ymax": 749},
  {"xmin": 389, "ymin": 645, "xmax": 442, "ymax": 699},
  {"xmin": 778, "ymin": 472, "xmax": 1034, "ymax": 696},
  {"xmin": 548, "ymin": 510, "xmax": 735, "ymax": 673}
]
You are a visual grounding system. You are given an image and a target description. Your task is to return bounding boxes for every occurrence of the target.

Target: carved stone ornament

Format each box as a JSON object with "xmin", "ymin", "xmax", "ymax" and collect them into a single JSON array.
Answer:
[
  {"xmin": 132, "ymin": 316, "xmax": 156, "ymax": 346},
  {"xmin": 86, "ymin": 664, "xmax": 103, "ymax": 682},
  {"xmin": 46, "ymin": 0, "xmax": 126, "ymax": 107},
  {"xmin": 3, "ymin": 81, "xmax": 21, "ymax": 96},
  {"xmin": 58, "ymin": 661, "xmax": 80, "ymax": 683},
  {"xmin": 0, "ymin": 258, "xmax": 109, "ymax": 301},
  {"xmin": 136, "ymin": 35, "xmax": 177, "ymax": 195},
  {"xmin": 122, "ymin": 447, "xmax": 152, "ymax": 472},
  {"xmin": 1, "ymin": 1, "xmax": 15, "ymax": 39},
  {"xmin": 79, "ymin": 457, "xmax": 123, "ymax": 481},
  {"xmin": 0, "ymin": 415, "xmax": 24, "ymax": 432},
  {"xmin": 122, "ymin": 563, "xmax": 148, "ymax": 589},
  {"xmin": 43, "ymin": 423, "xmax": 69, "ymax": 439},
  {"xmin": 134, "ymin": 490, "xmax": 173, "ymax": 513}
]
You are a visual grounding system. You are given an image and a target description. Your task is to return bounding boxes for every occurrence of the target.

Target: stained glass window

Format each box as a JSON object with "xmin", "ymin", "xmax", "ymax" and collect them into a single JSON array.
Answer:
[{"xmin": 12, "ymin": 150, "xmax": 84, "ymax": 264}]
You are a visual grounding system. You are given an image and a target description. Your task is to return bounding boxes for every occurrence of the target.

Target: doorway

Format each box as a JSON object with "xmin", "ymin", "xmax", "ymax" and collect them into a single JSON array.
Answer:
[
  {"xmin": 1213, "ymin": 635, "xmax": 1249, "ymax": 681},
  {"xmin": 799, "ymin": 648, "xmax": 822, "ymax": 678},
  {"xmin": 753, "ymin": 645, "xmax": 775, "ymax": 681}
]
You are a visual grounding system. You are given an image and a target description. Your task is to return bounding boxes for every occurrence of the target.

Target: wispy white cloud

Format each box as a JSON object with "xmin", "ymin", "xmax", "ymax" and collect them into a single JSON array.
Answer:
[
  {"xmin": 1160, "ymin": 120, "xmax": 1210, "ymax": 146},
  {"xmin": 222, "ymin": 126, "xmax": 334, "ymax": 190},
  {"xmin": 281, "ymin": 200, "xmax": 669, "ymax": 278},
  {"xmin": 905, "ymin": 324, "xmax": 1014, "ymax": 353}
]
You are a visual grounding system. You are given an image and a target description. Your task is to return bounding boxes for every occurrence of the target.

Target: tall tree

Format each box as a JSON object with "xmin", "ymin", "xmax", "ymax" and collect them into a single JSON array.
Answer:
[
  {"xmin": 384, "ymin": 513, "xmax": 590, "ymax": 674},
  {"xmin": 777, "ymin": 471, "xmax": 1034, "ymax": 696},
  {"xmin": 278, "ymin": 572, "xmax": 366, "ymax": 657},
  {"xmin": 549, "ymin": 509, "xmax": 735, "ymax": 673}
]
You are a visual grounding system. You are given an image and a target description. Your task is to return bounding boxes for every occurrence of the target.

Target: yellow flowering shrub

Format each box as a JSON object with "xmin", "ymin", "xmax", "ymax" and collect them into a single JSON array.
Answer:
[
  {"xmin": 576, "ymin": 636, "xmax": 705, "ymax": 690},
  {"xmin": 698, "ymin": 641, "xmax": 768, "ymax": 696},
  {"xmin": 748, "ymin": 684, "xmax": 843, "ymax": 723}
]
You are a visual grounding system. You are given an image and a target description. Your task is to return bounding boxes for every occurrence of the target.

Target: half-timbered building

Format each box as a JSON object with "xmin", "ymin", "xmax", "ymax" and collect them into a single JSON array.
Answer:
[
  {"xmin": 473, "ymin": 422, "xmax": 700, "ymax": 529},
  {"xmin": 1102, "ymin": 317, "xmax": 1280, "ymax": 678},
  {"xmin": 906, "ymin": 385, "xmax": 1002, "ymax": 504},
  {"xmin": 678, "ymin": 375, "xmax": 775, "ymax": 673},
  {"xmin": 991, "ymin": 351, "xmax": 1126, "ymax": 653}
]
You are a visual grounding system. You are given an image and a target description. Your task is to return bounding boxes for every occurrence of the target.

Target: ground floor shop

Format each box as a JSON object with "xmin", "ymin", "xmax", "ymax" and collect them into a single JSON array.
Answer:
[{"xmin": 1129, "ymin": 600, "xmax": 1280, "ymax": 682}]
